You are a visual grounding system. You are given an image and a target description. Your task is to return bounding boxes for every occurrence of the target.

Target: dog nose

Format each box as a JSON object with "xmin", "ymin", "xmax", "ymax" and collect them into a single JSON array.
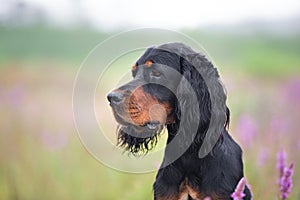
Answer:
[{"xmin": 107, "ymin": 91, "xmax": 124, "ymax": 104}]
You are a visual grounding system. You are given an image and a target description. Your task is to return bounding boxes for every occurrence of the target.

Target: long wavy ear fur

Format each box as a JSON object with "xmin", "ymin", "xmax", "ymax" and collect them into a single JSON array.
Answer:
[
  {"xmin": 173, "ymin": 57, "xmax": 212, "ymax": 151},
  {"xmin": 161, "ymin": 43, "xmax": 227, "ymax": 156}
]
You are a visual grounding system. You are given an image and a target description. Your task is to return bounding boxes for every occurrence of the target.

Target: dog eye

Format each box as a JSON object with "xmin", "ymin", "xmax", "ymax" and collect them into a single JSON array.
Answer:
[{"xmin": 151, "ymin": 70, "xmax": 161, "ymax": 77}]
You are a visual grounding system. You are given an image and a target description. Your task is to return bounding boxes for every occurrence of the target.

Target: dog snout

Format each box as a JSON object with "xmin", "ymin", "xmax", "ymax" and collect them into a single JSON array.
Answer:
[{"xmin": 107, "ymin": 91, "xmax": 124, "ymax": 105}]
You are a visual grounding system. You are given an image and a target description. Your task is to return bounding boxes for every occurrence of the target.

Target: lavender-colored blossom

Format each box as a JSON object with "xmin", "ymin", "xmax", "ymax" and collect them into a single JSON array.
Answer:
[
  {"xmin": 203, "ymin": 197, "xmax": 212, "ymax": 200},
  {"xmin": 236, "ymin": 115, "xmax": 258, "ymax": 148},
  {"xmin": 279, "ymin": 163, "xmax": 294, "ymax": 200},
  {"xmin": 257, "ymin": 148, "xmax": 269, "ymax": 166},
  {"xmin": 284, "ymin": 79, "xmax": 300, "ymax": 104},
  {"xmin": 277, "ymin": 148, "xmax": 287, "ymax": 179},
  {"xmin": 231, "ymin": 177, "xmax": 246, "ymax": 200}
]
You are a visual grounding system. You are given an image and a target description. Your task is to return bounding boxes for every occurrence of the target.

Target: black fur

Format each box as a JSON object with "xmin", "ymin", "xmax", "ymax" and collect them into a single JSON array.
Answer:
[
  {"xmin": 117, "ymin": 125, "xmax": 161, "ymax": 155},
  {"xmin": 109, "ymin": 43, "xmax": 252, "ymax": 199}
]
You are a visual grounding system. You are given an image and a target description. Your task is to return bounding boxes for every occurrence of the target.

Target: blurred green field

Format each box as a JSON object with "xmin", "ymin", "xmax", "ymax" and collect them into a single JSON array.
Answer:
[
  {"xmin": 0, "ymin": 26, "xmax": 300, "ymax": 199},
  {"xmin": 1, "ymin": 26, "xmax": 300, "ymax": 77}
]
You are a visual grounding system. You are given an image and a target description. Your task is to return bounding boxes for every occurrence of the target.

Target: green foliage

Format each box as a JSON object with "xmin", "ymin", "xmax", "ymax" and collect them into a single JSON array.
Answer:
[
  {"xmin": 0, "ymin": 26, "xmax": 299, "ymax": 77},
  {"xmin": 0, "ymin": 26, "xmax": 109, "ymax": 65}
]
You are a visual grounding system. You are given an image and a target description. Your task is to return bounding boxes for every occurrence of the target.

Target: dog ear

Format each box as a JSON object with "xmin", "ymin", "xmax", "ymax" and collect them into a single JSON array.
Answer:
[
  {"xmin": 174, "ymin": 57, "xmax": 211, "ymax": 149},
  {"xmin": 174, "ymin": 55, "xmax": 227, "ymax": 157}
]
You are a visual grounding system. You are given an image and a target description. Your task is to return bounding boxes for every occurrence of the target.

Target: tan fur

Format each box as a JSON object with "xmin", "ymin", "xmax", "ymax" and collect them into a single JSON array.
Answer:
[
  {"xmin": 156, "ymin": 178, "xmax": 227, "ymax": 200},
  {"xmin": 145, "ymin": 60, "xmax": 153, "ymax": 67},
  {"xmin": 128, "ymin": 87, "xmax": 174, "ymax": 126}
]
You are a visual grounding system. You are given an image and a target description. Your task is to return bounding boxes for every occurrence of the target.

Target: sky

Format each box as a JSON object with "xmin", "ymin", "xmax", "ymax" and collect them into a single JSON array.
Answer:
[{"xmin": 1, "ymin": 0, "xmax": 300, "ymax": 30}]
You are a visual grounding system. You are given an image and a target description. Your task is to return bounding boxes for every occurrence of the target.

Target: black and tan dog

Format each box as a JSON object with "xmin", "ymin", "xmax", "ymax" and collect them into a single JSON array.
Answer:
[{"xmin": 107, "ymin": 43, "xmax": 251, "ymax": 200}]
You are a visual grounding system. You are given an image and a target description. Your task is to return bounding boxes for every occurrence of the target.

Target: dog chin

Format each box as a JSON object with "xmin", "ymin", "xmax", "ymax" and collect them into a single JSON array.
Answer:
[{"xmin": 116, "ymin": 124, "xmax": 164, "ymax": 155}]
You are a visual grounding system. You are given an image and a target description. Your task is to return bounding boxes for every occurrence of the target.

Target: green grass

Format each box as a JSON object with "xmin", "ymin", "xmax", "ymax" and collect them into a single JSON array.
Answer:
[
  {"xmin": 0, "ymin": 26, "xmax": 109, "ymax": 65},
  {"xmin": 0, "ymin": 26, "xmax": 299, "ymax": 76},
  {"xmin": 186, "ymin": 30, "xmax": 300, "ymax": 77}
]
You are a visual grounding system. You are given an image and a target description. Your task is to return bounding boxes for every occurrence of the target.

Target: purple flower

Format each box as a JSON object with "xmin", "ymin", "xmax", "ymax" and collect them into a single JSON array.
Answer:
[
  {"xmin": 203, "ymin": 197, "xmax": 211, "ymax": 200},
  {"xmin": 277, "ymin": 148, "xmax": 287, "ymax": 179},
  {"xmin": 284, "ymin": 79, "xmax": 300, "ymax": 104},
  {"xmin": 277, "ymin": 148, "xmax": 294, "ymax": 200},
  {"xmin": 236, "ymin": 115, "xmax": 258, "ymax": 148},
  {"xmin": 279, "ymin": 163, "xmax": 294, "ymax": 200},
  {"xmin": 231, "ymin": 177, "xmax": 246, "ymax": 200},
  {"xmin": 257, "ymin": 148, "xmax": 269, "ymax": 166}
]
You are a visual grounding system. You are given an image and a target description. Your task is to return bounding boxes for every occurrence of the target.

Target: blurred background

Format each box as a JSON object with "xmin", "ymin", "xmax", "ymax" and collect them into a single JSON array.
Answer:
[{"xmin": 1, "ymin": 0, "xmax": 300, "ymax": 199}]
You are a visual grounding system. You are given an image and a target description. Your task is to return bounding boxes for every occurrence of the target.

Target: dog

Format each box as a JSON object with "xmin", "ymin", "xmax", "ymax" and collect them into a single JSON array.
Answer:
[{"xmin": 107, "ymin": 43, "xmax": 251, "ymax": 200}]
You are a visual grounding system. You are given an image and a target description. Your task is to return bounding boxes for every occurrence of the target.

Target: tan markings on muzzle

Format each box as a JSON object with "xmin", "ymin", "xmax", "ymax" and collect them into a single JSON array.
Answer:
[
  {"xmin": 128, "ymin": 87, "xmax": 174, "ymax": 126},
  {"xmin": 149, "ymin": 104, "xmax": 167, "ymax": 124}
]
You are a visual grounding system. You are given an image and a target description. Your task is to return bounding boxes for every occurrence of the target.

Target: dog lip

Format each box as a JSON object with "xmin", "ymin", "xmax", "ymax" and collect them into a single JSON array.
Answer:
[{"xmin": 112, "ymin": 109, "xmax": 161, "ymax": 130}]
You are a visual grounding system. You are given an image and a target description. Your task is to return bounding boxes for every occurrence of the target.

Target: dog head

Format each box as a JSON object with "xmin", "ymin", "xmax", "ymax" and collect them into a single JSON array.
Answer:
[{"xmin": 107, "ymin": 43, "xmax": 228, "ymax": 156}]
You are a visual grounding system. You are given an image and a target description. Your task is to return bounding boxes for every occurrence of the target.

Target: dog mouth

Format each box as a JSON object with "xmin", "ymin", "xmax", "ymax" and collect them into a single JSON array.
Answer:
[
  {"xmin": 110, "ymin": 103, "xmax": 163, "ymax": 131},
  {"xmin": 114, "ymin": 111, "xmax": 162, "ymax": 132},
  {"xmin": 116, "ymin": 119, "xmax": 164, "ymax": 155}
]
